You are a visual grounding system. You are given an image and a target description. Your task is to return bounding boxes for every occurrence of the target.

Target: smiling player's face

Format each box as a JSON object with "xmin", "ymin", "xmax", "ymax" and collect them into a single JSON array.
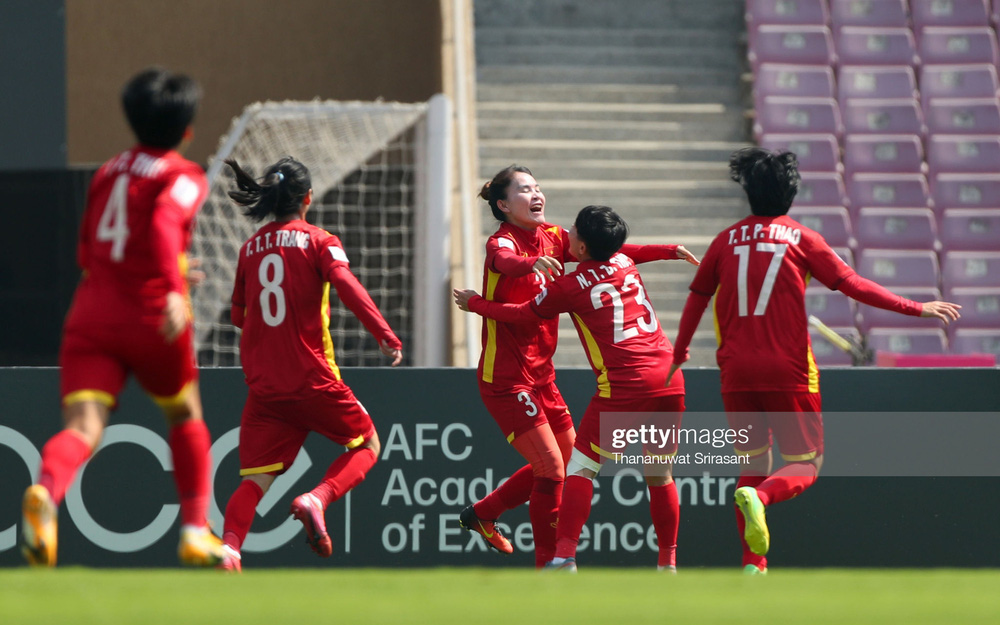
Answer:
[{"xmin": 498, "ymin": 172, "xmax": 545, "ymax": 230}]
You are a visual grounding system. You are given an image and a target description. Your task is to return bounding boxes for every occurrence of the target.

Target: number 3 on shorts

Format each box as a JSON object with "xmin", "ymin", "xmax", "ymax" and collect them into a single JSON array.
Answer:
[{"xmin": 517, "ymin": 391, "xmax": 539, "ymax": 417}]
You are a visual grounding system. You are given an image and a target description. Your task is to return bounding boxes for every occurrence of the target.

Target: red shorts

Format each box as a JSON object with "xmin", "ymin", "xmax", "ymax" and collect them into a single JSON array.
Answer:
[
  {"xmin": 722, "ymin": 391, "xmax": 824, "ymax": 462},
  {"xmin": 479, "ymin": 380, "xmax": 574, "ymax": 444},
  {"xmin": 59, "ymin": 321, "xmax": 198, "ymax": 410},
  {"xmin": 576, "ymin": 394, "xmax": 686, "ymax": 465},
  {"xmin": 239, "ymin": 382, "xmax": 375, "ymax": 476}
]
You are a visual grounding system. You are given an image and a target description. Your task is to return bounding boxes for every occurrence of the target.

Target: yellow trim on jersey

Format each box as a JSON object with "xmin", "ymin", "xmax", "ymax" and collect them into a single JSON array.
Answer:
[
  {"xmin": 590, "ymin": 441, "xmax": 618, "ymax": 460},
  {"xmin": 806, "ymin": 345, "xmax": 820, "ymax": 393},
  {"xmin": 572, "ymin": 312, "xmax": 610, "ymax": 398},
  {"xmin": 150, "ymin": 381, "xmax": 194, "ymax": 410},
  {"xmin": 62, "ymin": 389, "xmax": 116, "ymax": 408},
  {"xmin": 545, "ymin": 226, "xmax": 560, "ymax": 236},
  {"xmin": 481, "ymin": 270, "xmax": 502, "ymax": 384},
  {"xmin": 712, "ymin": 285, "xmax": 722, "ymax": 346},
  {"xmin": 737, "ymin": 443, "xmax": 772, "ymax": 459},
  {"xmin": 240, "ymin": 463, "xmax": 284, "ymax": 476},
  {"xmin": 506, "ymin": 431, "xmax": 516, "ymax": 444},
  {"xmin": 782, "ymin": 450, "xmax": 818, "ymax": 462},
  {"xmin": 345, "ymin": 434, "xmax": 366, "ymax": 450},
  {"xmin": 321, "ymin": 282, "xmax": 342, "ymax": 381},
  {"xmin": 178, "ymin": 253, "xmax": 189, "ymax": 293}
]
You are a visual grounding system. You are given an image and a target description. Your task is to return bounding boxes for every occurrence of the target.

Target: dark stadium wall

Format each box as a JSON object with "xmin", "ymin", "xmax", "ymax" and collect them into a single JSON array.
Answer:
[
  {"xmin": 2, "ymin": 367, "xmax": 998, "ymax": 568},
  {"xmin": 65, "ymin": 0, "xmax": 445, "ymax": 167}
]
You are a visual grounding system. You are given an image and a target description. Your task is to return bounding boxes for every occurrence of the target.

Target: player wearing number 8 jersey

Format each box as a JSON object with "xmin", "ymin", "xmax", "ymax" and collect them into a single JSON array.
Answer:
[
  {"xmin": 669, "ymin": 148, "xmax": 961, "ymax": 574},
  {"xmin": 217, "ymin": 157, "xmax": 402, "ymax": 571},
  {"xmin": 21, "ymin": 68, "xmax": 226, "ymax": 568}
]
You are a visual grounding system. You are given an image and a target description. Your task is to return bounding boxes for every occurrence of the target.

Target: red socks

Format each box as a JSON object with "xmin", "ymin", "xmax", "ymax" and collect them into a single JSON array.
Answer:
[
  {"xmin": 756, "ymin": 462, "xmax": 818, "ymax": 506},
  {"xmin": 735, "ymin": 474, "xmax": 767, "ymax": 569},
  {"xmin": 38, "ymin": 429, "xmax": 93, "ymax": 506},
  {"xmin": 310, "ymin": 447, "xmax": 377, "ymax": 508},
  {"xmin": 222, "ymin": 480, "xmax": 264, "ymax": 551},
  {"xmin": 554, "ymin": 475, "xmax": 593, "ymax": 560},
  {"xmin": 474, "ymin": 464, "xmax": 533, "ymax": 520},
  {"xmin": 530, "ymin": 476, "xmax": 563, "ymax": 567},
  {"xmin": 169, "ymin": 419, "xmax": 213, "ymax": 527},
  {"xmin": 648, "ymin": 482, "xmax": 679, "ymax": 568}
]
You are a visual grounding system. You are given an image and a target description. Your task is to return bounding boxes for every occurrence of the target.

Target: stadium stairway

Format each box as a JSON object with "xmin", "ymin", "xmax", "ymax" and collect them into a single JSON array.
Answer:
[{"xmin": 473, "ymin": 0, "xmax": 751, "ymax": 368}]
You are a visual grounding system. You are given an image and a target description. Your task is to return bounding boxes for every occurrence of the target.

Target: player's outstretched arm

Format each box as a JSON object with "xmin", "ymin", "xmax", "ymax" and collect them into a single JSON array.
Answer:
[
  {"xmin": 453, "ymin": 288, "xmax": 479, "ymax": 312},
  {"xmin": 919, "ymin": 301, "xmax": 962, "ymax": 325},
  {"xmin": 675, "ymin": 245, "xmax": 701, "ymax": 266}
]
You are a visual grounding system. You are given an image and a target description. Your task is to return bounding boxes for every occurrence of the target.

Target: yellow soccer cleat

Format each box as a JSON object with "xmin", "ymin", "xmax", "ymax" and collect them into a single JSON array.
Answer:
[
  {"xmin": 734, "ymin": 486, "xmax": 770, "ymax": 556},
  {"xmin": 178, "ymin": 525, "xmax": 226, "ymax": 567},
  {"xmin": 21, "ymin": 485, "xmax": 58, "ymax": 567}
]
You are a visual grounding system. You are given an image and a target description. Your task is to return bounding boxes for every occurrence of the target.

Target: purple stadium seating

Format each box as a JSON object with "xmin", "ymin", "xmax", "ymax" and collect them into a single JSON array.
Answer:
[
  {"xmin": 945, "ymin": 287, "xmax": 1000, "ymax": 327},
  {"xmin": 806, "ymin": 287, "xmax": 859, "ymax": 326},
  {"xmin": 760, "ymin": 133, "xmax": 842, "ymax": 171},
  {"xmin": 857, "ymin": 249, "xmax": 941, "ymax": 287},
  {"xmin": 911, "ymin": 0, "xmax": 991, "ymax": 31},
  {"xmin": 749, "ymin": 25, "xmax": 837, "ymax": 69},
  {"xmin": 754, "ymin": 97, "xmax": 844, "ymax": 139},
  {"xmin": 754, "ymin": 64, "xmax": 836, "ymax": 109},
  {"xmin": 838, "ymin": 65, "xmax": 918, "ymax": 102},
  {"xmin": 854, "ymin": 207, "xmax": 939, "ymax": 250},
  {"xmin": 925, "ymin": 98, "xmax": 1000, "ymax": 133},
  {"xmin": 809, "ymin": 326, "xmax": 860, "ymax": 366},
  {"xmin": 939, "ymin": 208, "xmax": 1000, "ymax": 250},
  {"xmin": 794, "ymin": 171, "xmax": 849, "ymax": 206},
  {"xmin": 942, "ymin": 251, "xmax": 1000, "ymax": 289},
  {"xmin": 927, "ymin": 135, "xmax": 1000, "ymax": 173},
  {"xmin": 867, "ymin": 327, "xmax": 949, "ymax": 354},
  {"xmin": 847, "ymin": 173, "xmax": 932, "ymax": 214},
  {"xmin": 832, "ymin": 246, "xmax": 856, "ymax": 268},
  {"xmin": 842, "ymin": 98, "xmax": 927, "ymax": 135},
  {"xmin": 918, "ymin": 27, "xmax": 1000, "ymax": 66},
  {"xmin": 835, "ymin": 27, "xmax": 919, "ymax": 65},
  {"xmin": 746, "ymin": 0, "xmax": 830, "ymax": 26},
  {"xmin": 830, "ymin": 0, "xmax": 908, "ymax": 32},
  {"xmin": 790, "ymin": 205, "xmax": 855, "ymax": 246},
  {"xmin": 950, "ymin": 327, "xmax": 1000, "ymax": 355},
  {"xmin": 857, "ymin": 286, "xmax": 943, "ymax": 329},
  {"xmin": 919, "ymin": 64, "xmax": 1000, "ymax": 110},
  {"xmin": 843, "ymin": 134, "xmax": 926, "ymax": 175},
  {"xmin": 931, "ymin": 172, "xmax": 1000, "ymax": 210}
]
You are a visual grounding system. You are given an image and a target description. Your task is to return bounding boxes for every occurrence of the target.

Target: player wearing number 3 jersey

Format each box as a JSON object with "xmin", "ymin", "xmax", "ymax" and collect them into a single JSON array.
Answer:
[
  {"xmin": 669, "ymin": 148, "xmax": 961, "ymax": 574},
  {"xmin": 217, "ymin": 157, "xmax": 402, "ymax": 571}
]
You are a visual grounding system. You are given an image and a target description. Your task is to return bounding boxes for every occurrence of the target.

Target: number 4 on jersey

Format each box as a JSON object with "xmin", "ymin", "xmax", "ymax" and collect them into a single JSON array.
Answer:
[{"xmin": 96, "ymin": 174, "xmax": 131, "ymax": 262}]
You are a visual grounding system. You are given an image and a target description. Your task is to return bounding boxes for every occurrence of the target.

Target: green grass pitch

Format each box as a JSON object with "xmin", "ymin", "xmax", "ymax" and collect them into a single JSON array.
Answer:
[{"xmin": 2, "ymin": 568, "xmax": 998, "ymax": 624}]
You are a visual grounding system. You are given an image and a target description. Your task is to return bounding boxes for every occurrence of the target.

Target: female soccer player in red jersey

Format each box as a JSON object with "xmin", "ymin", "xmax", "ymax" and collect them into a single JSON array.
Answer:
[
  {"xmin": 21, "ymin": 68, "xmax": 225, "ymax": 568},
  {"xmin": 456, "ymin": 205, "xmax": 687, "ymax": 572},
  {"xmin": 216, "ymin": 157, "xmax": 402, "ymax": 571},
  {"xmin": 458, "ymin": 166, "xmax": 699, "ymax": 567},
  {"xmin": 668, "ymin": 148, "xmax": 961, "ymax": 574}
]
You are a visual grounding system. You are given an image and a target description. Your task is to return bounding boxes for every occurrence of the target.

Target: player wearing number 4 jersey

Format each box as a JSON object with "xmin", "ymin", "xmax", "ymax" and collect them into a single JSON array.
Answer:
[
  {"xmin": 21, "ymin": 68, "xmax": 226, "ymax": 568},
  {"xmin": 456, "ymin": 205, "xmax": 689, "ymax": 572},
  {"xmin": 217, "ymin": 157, "xmax": 402, "ymax": 572},
  {"xmin": 669, "ymin": 148, "xmax": 961, "ymax": 574}
]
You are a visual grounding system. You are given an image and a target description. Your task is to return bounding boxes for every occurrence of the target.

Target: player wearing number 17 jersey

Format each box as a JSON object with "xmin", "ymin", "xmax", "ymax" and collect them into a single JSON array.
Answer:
[
  {"xmin": 217, "ymin": 157, "xmax": 402, "ymax": 571},
  {"xmin": 669, "ymin": 148, "xmax": 961, "ymax": 574},
  {"xmin": 456, "ymin": 205, "xmax": 687, "ymax": 572}
]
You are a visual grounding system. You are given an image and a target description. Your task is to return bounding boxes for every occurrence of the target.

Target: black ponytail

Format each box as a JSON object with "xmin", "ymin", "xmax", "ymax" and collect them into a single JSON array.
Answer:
[{"xmin": 225, "ymin": 156, "xmax": 312, "ymax": 222}]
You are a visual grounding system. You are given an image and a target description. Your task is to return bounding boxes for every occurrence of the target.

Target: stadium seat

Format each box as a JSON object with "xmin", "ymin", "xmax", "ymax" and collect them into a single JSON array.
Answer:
[
  {"xmin": 832, "ymin": 246, "xmax": 856, "ymax": 268},
  {"xmin": 942, "ymin": 251, "xmax": 1000, "ymax": 289},
  {"xmin": 911, "ymin": 0, "xmax": 992, "ymax": 31},
  {"xmin": 925, "ymin": 98, "xmax": 1000, "ymax": 134},
  {"xmin": 949, "ymin": 327, "xmax": 1000, "ymax": 356},
  {"xmin": 918, "ymin": 27, "xmax": 1000, "ymax": 66},
  {"xmin": 854, "ymin": 207, "xmax": 939, "ymax": 250},
  {"xmin": 930, "ymin": 172, "xmax": 1000, "ymax": 211},
  {"xmin": 835, "ymin": 27, "xmax": 919, "ymax": 66},
  {"xmin": 857, "ymin": 286, "xmax": 943, "ymax": 330},
  {"xmin": 919, "ymin": 64, "xmax": 1000, "ymax": 111},
  {"xmin": 753, "ymin": 64, "xmax": 836, "ymax": 110},
  {"xmin": 867, "ymin": 327, "xmax": 949, "ymax": 355},
  {"xmin": 809, "ymin": 326, "xmax": 859, "ymax": 366},
  {"xmin": 927, "ymin": 135, "xmax": 1000, "ymax": 173},
  {"xmin": 746, "ymin": 0, "xmax": 830, "ymax": 26},
  {"xmin": 760, "ymin": 133, "xmax": 842, "ymax": 172},
  {"xmin": 754, "ymin": 97, "xmax": 844, "ymax": 140},
  {"xmin": 790, "ymin": 205, "xmax": 855, "ymax": 247},
  {"xmin": 847, "ymin": 173, "xmax": 932, "ymax": 215},
  {"xmin": 830, "ymin": 0, "xmax": 908, "ymax": 32},
  {"xmin": 857, "ymin": 249, "xmax": 941, "ymax": 288},
  {"xmin": 838, "ymin": 65, "xmax": 919, "ymax": 102},
  {"xmin": 939, "ymin": 208, "xmax": 1000, "ymax": 251},
  {"xmin": 794, "ymin": 171, "xmax": 849, "ymax": 206},
  {"xmin": 806, "ymin": 287, "xmax": 858, "ymax": 327},
  {"xmin": 842, "ymin": 98, "xmax": 927, "ymax": 136},
  {"xmin": 945, "ymin": 287, "xmax": 1000, "ymax": 327},
  {"xmin": 843, "ymin": 134, "xmax": 926, "ymax": 175},
  {"xmin": 749, "ymin": 25, "xmax": 837, "ymax": 69}
]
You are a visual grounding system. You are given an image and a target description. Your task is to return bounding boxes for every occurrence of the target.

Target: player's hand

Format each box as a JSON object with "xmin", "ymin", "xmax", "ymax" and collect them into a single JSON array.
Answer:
[
  {"xmin": 379, "ymin": 339, "xmax": 403, "ymax": 367},
  {"xmin": 160, "ymin": 291, "xmax": 189, "ymax": 343},
  {"xmin": 453, "ymin": 288, "xmax": 479, "ymax": 312},
  {"xmin": 665, "ymin": 353, "xmax": 689, "ymax": 386},
  {"xmin": 920, "ymin": 301, "xmax": 962, "ymax": 325},
  {"xmin": 533, "ymin": 256, "xmax": 563, "ymax": 284},
  {"xmin": 676, "ymin": 246, "xmax": 700, "ymax": 266},
  {"xmin": 186, "ymin": 257, "xmax": 206, "ymax": 288}
]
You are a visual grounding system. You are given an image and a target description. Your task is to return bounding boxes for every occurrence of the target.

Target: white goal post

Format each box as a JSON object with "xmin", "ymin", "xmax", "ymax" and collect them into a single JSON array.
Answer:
[{"xmin": 190, "ymin": 95, "xmax": 451, "ymax": 367}]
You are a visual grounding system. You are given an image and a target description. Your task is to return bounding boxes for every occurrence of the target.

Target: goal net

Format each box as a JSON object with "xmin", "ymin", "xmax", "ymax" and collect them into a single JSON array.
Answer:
[{"xmin": 191, "ymin": 98, "xmax": 451, "ymax": 368}]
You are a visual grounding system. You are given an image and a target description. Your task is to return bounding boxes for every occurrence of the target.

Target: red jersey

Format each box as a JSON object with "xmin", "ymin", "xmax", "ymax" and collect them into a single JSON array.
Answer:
[
  {"xmin": 471, "ymin": 252, "xmax": 684, "ymax": 399},
  {"xmin": 232, "ymin": 219, "xmax": 401, "ymax": 400},
  {"xmin": 68, "ymin": 145, "xmax": 207, "ymax": 327}
]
